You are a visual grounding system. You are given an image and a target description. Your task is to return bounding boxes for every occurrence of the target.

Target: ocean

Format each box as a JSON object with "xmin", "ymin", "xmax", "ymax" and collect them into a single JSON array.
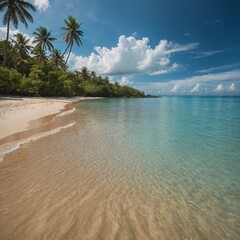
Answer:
[{"xmin": 0, "ymin": 96, "xmax": 240, "ymax": 239}]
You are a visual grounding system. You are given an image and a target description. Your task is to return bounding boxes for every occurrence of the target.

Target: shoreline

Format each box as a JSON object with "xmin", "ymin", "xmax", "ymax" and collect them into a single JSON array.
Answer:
[
  {"xmin": 0, "ymin": 95, "xmax": 101, "ymax": 162},
  {"xmin": 0, "ymin": 95, "xmax": 100, "ymax": 140}
]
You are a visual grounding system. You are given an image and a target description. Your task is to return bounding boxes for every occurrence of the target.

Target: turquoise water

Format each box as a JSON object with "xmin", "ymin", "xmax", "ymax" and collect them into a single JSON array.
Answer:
[
  {"xmin": 1, "ymin": 96, "xmax": 240, "ymax": 239},
  {"xmin": 72, "ymin": 96, "xmax": 240, "ymax": 238}
]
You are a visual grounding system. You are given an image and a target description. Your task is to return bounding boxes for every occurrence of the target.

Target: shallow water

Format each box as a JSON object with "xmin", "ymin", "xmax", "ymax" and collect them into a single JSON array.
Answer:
[{"xmin": 0, "ymin": 97, "xmax": 240, "ymax": 239}]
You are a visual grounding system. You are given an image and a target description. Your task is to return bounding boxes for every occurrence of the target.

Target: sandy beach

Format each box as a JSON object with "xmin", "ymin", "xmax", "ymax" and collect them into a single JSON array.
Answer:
[
  {"xmin": 0, "ymin": 95, "xmax": 101, "ymax": 163},
  {"xmin": 0, "ymin": 96, "xmax": 83, "ymax": 139}
]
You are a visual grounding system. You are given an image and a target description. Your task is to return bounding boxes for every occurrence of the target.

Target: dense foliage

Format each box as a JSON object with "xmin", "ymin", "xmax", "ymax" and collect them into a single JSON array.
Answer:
[
  {"xmin": 0, "ymin": 2, "xmax": 145, "ymax": 98},
  {"xmin": 0, "ymin": 54, "xmax": 145, "ymax": 97},
  {"xmin": 0, "ymin": 38, "xmax": 144, "ymax": 97}
]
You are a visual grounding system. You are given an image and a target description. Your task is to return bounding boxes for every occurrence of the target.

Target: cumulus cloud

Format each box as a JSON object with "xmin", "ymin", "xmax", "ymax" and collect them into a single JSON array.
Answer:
[
  {"xmin": 68, "ymin": 35, "xmax": 198, "ymax": 76},
  {"xmin": 190, "ymin": 84, "xmax": 200, "ymax": 93},
  {"xmin": 0, "ymin": 27, "xmax": 19, "ymax": 40},
  {"xmin": 33, "ymin": 0, "xmax": 50, "ymax": 11},
  {"xmin": 214, "ymin": 84, "xmax": 224, "ymax": 92},
  {"xmin": 118, "ymin": 76, "xmax": 133, "ymax": 86},
  {"xmin": 229, "ymin": 83, "xmax": 236, "ymax": 91},
  {"xmin": 0, "ymin": 27, "xmax": 35, "ymax": 45},
  {"xmin": 171, "ymin": 84, "xmax": 180, "ymax": 93}
]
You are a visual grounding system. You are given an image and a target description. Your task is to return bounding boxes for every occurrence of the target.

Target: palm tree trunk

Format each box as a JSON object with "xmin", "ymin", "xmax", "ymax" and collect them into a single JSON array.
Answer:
[
  {"xmin": 65, "ymin": 44, "xmax": 73, "ymax": 63},
  {"xmin": 2, "ymin": 17, "xmax": 10, "ymax": 66},
  {"xmin": 62, "ymin": 45, "xmax": 70, "ymax": 57},
  {"xmin": 41, "ymin": 43, "xmax": 46, "ymax": 63}
]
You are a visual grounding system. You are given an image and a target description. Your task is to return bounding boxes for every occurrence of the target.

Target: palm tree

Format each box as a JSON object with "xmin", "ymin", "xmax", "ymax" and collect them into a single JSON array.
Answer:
[
  {"xmin": 62, "ymin": 16, "xmax": 84, "ymax": 63},
  {"xmin": 32, "ymin": 45, "xmax": 48, "ymax": 63},
  {"xmin": 79, "ymin": 67, "xmax": 90, "ymax": 81},
  {"xmin": 12, "ymin": 33, "xmax": 32, "ymax": 58},
  {"xmin": 12, "ymin": 33, "xmax": 32, "ymax": 74},
  {"xmin": 90, "ymin": 70, "xmax": 96, "ymax": 78},
  {"xmin": 0, "ymin": 0, "xmax": 36, "ymax": 66},
  {"xmin": 50, "ymin": 48, "xmax": 67, "ymax": 70},
  {"xmin": 33, "ymin": 27, "xmax": 56, "ymax": 58}
]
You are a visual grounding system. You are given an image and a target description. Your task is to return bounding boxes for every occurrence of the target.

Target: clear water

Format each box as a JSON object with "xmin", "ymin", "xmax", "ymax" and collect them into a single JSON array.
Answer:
[{"xmin": 1, "ymin": 96, "xmax": 240, "ymax": 239}]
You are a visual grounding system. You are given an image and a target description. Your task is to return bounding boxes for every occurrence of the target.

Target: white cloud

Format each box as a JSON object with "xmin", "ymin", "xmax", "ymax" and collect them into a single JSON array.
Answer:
[
  {"xmin": 150, "ymin": 63, "xmax": 180, "ymax": 76},
  {"xmin": 229, "ymin": 83, "xmax": 236, "ymax": 91},
  {"xmin": 149, "ymin": 70, "xmax": 240, "ymax": 88},
  {"xmin": 194, "ymin": 49, "xmax": 229, "ymax": 59},
  {"xmin": 184, "ymin": 33, "xmax": 191, "ymax": 36},
  {"xmin": 214, "ymin": 84, "xmax": 224, "ymax": 92},
  {"xmin": 197, "ymin": 63, "xmax": 240, "ymax": 73},
  {"xmin": 0, "ymin": 27, "xmax": 19, "ymax": 40},
  {"xmin": 0, "ymin": 27, "xmax": 35, "ymax": 46},
  {"xmin": 171, "ymin": 84, "xmax": 180, "ymax": 93},
  {"xmin": 33, "ymin": 0, "xmax": 50, "ymax": 11},
  {"xmin": 138, "ymin": 70, "xmax": 240, "ymax": 94},
  {"xmin": 190, "ymin": 84, "xmax": 200, "ymax": 93},
  {"xmin": 68, "ymin": 35, "xmax": 198, "ymax": 76},
  {"xmin": 131, "ymin": 32, "xmax": 137, "ymax": 37},
  {"xmin": 118, "ymin": 76, "xmax": 133, "ymax": 86}
]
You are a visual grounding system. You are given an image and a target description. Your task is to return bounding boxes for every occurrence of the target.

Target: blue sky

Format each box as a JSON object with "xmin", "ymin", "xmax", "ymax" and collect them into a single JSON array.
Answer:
[{"xmin": 1, "ymin": 0, "xmax": 240, "ymax": 95}]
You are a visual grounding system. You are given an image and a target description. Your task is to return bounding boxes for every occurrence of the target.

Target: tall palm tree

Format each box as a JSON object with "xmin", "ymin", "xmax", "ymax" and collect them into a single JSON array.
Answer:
[
  {"xmin": 33, "ymin": 27, "xmax": 56, "ymax": 58},
  {"xmin": 50, "ymin": 48, "xmax": 67, "ymax": 70},
  {"xmin": 12, "ymin": 33, "xmax": 32, "ymax": 58},
  {"xmin": 0, "ymin": 0, "xmax": 36, "ymax": 66},
  {"xmin": 62, "ymin": 16, "xmax": 84, "ymax": 63}
]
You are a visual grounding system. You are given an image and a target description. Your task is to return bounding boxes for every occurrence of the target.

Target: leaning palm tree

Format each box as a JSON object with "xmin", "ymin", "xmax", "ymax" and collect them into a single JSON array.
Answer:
[
  {"xmin": 33, "ymin": 27, "xmax": 56, "ymax": 59},
  {"xmin": 0, "ymin": 0, "xmax": 36, "ymax": 66},
  {"xmin": 62, "ymin": 16, "xmax": 84, "ymax": 63},
  {"xmin": 12, "ymin": 33, "xmax": 32, "ymax": 58}
]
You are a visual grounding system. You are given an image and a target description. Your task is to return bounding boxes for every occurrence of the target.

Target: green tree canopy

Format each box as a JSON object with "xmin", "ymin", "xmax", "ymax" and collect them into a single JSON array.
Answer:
[
  {"xmin": 33, "ymin": 26, "xmax": 56, "ymax": 52},
  {"xmin": 0, "ymin": 0, "xmax": 36, "ymax": 66}
]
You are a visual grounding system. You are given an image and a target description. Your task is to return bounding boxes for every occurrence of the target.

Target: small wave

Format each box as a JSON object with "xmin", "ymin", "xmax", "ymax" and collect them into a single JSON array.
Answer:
[
  {"xmin": 49, "ymin": 108, "xmax": 76, "ymax": 123},
  {"xmin": 56, "ymin": 108, "xmax": 76, "ymax": 117},
  {"xmin": 0, "ymin": 122, "xmax": 76, "ymax": 163}
]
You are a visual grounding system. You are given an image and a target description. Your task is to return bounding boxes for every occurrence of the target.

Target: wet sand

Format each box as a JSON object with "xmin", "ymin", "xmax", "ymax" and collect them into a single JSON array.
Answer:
[{"xmin": 0, "ymin": 96, "xmax": 90, "ymax": 139}]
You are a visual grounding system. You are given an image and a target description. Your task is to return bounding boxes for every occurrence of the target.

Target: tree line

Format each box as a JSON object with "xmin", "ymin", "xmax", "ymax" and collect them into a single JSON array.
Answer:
[{"xmin": 0, "ymin": 0, "xmax": 145, "ymax": 98}]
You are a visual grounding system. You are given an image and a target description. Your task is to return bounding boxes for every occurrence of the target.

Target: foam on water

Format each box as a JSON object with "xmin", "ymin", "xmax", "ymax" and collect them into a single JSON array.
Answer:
[
  {"xmin": 49, "ymin": 107, "xmax": 76, "ymax": 123},
  {"xmin": 0, "ymin": 122, "xmax": 76, "ymax": 162},
  {"xmin": 56, "ymin": 107, "xmax": 76, "ymax": 117}
]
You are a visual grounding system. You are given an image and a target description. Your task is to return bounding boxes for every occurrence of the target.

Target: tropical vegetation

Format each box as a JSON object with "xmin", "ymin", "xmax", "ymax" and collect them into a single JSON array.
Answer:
[{"xmin": 0, "ymin": 1, "xmax": 145, "ymax": 98}]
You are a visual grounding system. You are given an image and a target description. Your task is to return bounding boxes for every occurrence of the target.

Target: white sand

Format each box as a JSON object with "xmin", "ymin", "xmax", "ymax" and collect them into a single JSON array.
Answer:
[{"xmin": 0, "ymin": 96, "xmax": 91, "ymax": 139}]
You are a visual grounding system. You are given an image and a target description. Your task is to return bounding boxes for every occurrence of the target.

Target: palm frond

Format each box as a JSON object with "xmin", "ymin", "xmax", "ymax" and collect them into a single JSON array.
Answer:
[
  {"xmin": 18, "ymin": 1, "xmax": 36, "ymax": 12},
  {"xmin": 0, "ymin": 2, "xmax": 8, "ymax": 11},
  {"xmin": 18, "ymin": 5, "xmax": 34, "ymax": 23}
]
